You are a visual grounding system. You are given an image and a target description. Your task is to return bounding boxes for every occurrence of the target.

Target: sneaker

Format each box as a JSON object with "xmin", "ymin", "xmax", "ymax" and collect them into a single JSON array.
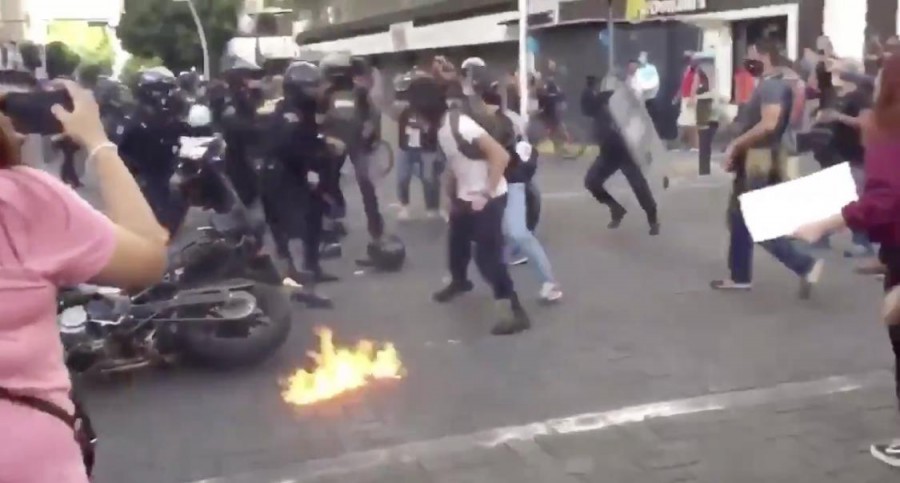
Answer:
[
  {"xmin": 432, "ymin": 280, "xmax": 474, "ymax": 303},
  {"xmin": 425, "ymin": 210, "xmax": 440, "ymax": 219},
  {"xmin": 649, "ymin": 222, "xmax": 661, "ymax": 236},
  {"xmin": 799, "ymin": 259, "xmax": 825, "ymax": 300},
  {"xmin": 491, "ymin": 298, "xmax": 531, "ymax": 335},
  {"xmin": 539, "ymin": 283, "xmax": 563, "ymax": 303},
  {"xmin": 608, "ymin": 206, "xmax": 626, "ymax": 229},
  {"xmin": 440, "ymin": 210, "xmax": 450, "ymax": 222},
  {"xmin": 509, "ymin": 256, "xmax": 529, "ymax": 266},
  {"xmin": 709, "ymin": 279, "xmax": 752, "ymax": 291},
  {"xmin": 871, "ymin": 440, "xmax": 900, "ymax": 467},
  {"xmin": 397, "ymin": 206, "xmax": 411, "ymax": 220}
]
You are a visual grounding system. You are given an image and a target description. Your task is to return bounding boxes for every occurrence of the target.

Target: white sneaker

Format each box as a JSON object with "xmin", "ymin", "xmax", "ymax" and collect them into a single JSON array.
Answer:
[
  {"xmin": 871, "ymin": 440, "xmax": 900, "ymax": 467},
  {"xmin": 540, "ymin": 282, "xmax": 563, "ymax": 303},
  {"xmin": 425, "ymin": 210, "xmax": 440, "ymax": 219},
  {"xmin": 397, "ymin": 206, "xmax": 411, "ymax": 220},
  {"xmin": 440, "ymin": 210, "xmax": 450, "ymax": 222}
]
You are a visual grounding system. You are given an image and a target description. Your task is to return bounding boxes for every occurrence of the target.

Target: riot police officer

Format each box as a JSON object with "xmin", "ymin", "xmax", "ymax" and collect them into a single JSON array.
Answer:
[
  {"xmin": 112, "ymin": 67, "xmax": 189, "ymax": 234},
  {"xmin": 319, "ymin": 52, "xmax": 386, "ymax": 261},
  {"xmin": 257, "ymin": 60, "xmax": 336, "ymax": 308},
  {"xmin": 220, "ymin": 59, "xmax": 266, "ymax": 208}
]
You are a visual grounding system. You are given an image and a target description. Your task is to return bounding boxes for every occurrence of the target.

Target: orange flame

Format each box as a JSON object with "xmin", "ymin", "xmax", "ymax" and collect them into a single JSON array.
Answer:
[{"xmin": 281, "ymin": 327, "xmax": 404, "ymax": 406}]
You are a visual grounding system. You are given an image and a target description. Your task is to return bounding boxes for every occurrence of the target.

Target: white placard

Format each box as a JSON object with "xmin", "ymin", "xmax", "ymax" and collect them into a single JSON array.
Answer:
[{"xmin": 738, "ymin": 162, "xmax": 858, "ymax": 242}]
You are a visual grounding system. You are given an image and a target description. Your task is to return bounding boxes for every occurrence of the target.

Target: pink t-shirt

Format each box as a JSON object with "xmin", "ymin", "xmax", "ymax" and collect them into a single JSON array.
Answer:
[{"xmin": 0, "ymin": 167, "xmax": 116, "ymax": 483}]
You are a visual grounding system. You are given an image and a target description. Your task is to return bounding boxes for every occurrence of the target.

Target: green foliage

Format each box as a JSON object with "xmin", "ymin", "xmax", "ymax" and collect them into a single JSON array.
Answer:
[
  {"xmin": 119, "ymin": 55, "xmax": 164, "ymax": 88},
  {"xmin": 117, "ymin": 0, "xmax": 242, "ymax": 74},
  {"xmin": 45, "ymin": 42, "xmax": 82, "ymax": 79},
  {"xmin": 47, "ymin": 21, "xmax": 116, "ymax": 76}
]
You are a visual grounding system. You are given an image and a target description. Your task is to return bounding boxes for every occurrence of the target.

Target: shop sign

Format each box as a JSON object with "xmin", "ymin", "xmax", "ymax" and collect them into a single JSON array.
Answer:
[{"xmin": 642, "ymin": 0, "xmax": 708, "ymax": 16}]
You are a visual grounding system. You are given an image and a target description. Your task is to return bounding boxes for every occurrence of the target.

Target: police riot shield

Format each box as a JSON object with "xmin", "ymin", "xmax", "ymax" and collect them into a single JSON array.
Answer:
[{"xmin": 607, "ymin": 80, "xmax": 666, "ymax": 169}]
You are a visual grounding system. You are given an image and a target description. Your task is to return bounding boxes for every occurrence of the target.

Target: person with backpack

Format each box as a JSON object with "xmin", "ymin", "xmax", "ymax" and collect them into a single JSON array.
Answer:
[
  {"xmin": 407, "ymin": 74, "xmax": 532, "ymax": 336},
  {"xmin": 710, "ymin": 39, "xmax": 824, "ymax": 297}
]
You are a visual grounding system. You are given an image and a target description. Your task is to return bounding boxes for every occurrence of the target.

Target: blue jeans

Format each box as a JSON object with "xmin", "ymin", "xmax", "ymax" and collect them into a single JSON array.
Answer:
[
  {"xmin": 849, "ymin": 164, "xmax": 875, "ymax": 252},
  {"xmin": 504, "ymin": 183, "xmax": 556, "ymax": 285},
  {"xmin": 728, "ymin": 207, "xmax": 816, "ymax": 284},
  {"xmin": 396, "ymin": 149, "xmax": 441, "ymax": 210}
]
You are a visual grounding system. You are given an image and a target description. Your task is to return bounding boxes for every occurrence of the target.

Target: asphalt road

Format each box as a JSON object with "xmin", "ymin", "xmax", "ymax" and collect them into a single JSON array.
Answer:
[{"xmin": 74, "ymin": 152, "xmax": 897, "ymax": 483}]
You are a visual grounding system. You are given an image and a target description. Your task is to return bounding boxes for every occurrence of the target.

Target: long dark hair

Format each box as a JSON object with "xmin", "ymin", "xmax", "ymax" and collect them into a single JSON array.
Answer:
[{"xmin": 407, "ymin": 76, "xmax": 447, "ymax": 128}]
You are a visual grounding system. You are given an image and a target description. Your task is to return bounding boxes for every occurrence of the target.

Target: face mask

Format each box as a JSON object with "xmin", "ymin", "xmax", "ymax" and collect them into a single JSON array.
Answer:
[{"xmin": 743, "ymin": 59, "xmax": 764, "ymax": 77}]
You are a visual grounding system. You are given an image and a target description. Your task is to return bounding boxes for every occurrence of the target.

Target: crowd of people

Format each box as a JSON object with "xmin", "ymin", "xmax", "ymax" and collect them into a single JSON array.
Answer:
[{"xmin": 2, "ymin": 26, "xmax": 900, "ymax": 480}]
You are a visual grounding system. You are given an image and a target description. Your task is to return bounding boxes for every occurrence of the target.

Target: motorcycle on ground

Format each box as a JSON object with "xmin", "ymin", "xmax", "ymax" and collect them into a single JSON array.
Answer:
[{"xmin": 58, "ymin": 110, "xmax": 294, "ymax": 374}]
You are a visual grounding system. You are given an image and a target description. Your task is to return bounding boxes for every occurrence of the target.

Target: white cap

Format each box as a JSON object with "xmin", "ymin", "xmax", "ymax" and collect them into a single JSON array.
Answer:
[{"xmin": 461, "ymin": 57, "xmax": 486, "ymax": 70}]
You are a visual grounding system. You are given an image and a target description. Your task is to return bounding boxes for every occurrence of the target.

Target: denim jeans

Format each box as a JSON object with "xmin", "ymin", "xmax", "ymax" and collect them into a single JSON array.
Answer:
[
  {"xmin": 850, "ymin": 164, "xmax": 876, "ymax": 252},
  {"xmin": 728, "ymin": 207, "xmax": 816, "ymax": 283},
  {"xmin": 396, "ymin": 149, "xmax": 441, "ymax": 210},
  {"xmin": 504, "ymin": 183, "xmax": 556, "ymax": 285}
]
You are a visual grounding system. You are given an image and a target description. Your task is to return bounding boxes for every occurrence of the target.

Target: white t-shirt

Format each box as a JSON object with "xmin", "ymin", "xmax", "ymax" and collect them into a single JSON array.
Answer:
[{"xmin": 438, "ymin": 113, "xmax": 508, "ymax": 202}]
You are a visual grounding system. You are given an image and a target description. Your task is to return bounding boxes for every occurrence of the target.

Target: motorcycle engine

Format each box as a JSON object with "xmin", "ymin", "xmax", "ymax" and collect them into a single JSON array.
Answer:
[{"xmin": 59, "ymin": 299, "xmax": 124, "ymax": 373}]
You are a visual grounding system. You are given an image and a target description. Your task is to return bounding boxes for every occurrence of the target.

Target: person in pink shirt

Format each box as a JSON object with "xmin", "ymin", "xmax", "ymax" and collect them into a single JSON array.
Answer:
[{"xmin": 0, "ymin": 79, "xmax": 168, "ymax": 482}]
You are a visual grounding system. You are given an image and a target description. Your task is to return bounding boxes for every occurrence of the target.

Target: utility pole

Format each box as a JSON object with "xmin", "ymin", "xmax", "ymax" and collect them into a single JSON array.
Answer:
[{"xmin": 173, "ymin": 0, "xmax": 210, "ymax": 78}]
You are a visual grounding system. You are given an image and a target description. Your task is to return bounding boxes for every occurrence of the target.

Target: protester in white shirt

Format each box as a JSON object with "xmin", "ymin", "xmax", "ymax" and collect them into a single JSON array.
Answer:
[{"xmin": 407, "ymin": 75, "xmax": 531, "ymax": 335}]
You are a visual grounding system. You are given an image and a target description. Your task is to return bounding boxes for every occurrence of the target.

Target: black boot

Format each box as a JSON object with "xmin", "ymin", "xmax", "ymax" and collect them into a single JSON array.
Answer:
[
  {"xmin": 491, "ymin": 295, "xmax": 531, "ymax": 335},
  {"xmin": 432, "ymin": 280, "xmax": 474, "ymax": 303},
  {"xmin": 648, "ymin": 214, "xmax": 660, "ymax": 236},
  {"xmin": 320, "ymin": 242, "xmax": 342, "ymax": 259},
  {"xmin": 608, "ymin": 205, "xmax": 626, "ymax": 229}
]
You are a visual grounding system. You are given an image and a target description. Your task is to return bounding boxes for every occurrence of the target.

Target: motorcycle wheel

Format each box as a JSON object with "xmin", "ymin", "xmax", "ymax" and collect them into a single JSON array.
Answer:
[{"xmin": 178, "ymin": 283, "xmax": 292, "ymax": 370}]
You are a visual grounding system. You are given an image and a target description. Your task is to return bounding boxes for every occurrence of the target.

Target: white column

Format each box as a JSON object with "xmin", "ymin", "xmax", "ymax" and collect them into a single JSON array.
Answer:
[{"xmin": 823, "ymin": 0, "xmax": 866, "ymax": 60}]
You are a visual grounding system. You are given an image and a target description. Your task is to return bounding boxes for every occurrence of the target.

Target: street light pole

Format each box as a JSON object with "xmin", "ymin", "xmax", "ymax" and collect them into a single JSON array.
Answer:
[
  {"xmin": 174, "ymin": 0, "xmax": 210, "ymax": 78},
  {"xmin": 607, "ymin": 0, "xmax": 615, "ymax": 73},
  {"xmin": 517, "ymin": 0, "xmax": 529, "ymax": 120}
]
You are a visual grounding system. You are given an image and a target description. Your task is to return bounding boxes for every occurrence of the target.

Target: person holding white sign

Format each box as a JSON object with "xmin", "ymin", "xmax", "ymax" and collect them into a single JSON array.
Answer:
[
  {"xmin": 793, "ymin": 57, "xmax": 900, "ymax": 468},
  {"xmin": 710, "ymin": 39, "xmax": 823, "ymax": 298}
]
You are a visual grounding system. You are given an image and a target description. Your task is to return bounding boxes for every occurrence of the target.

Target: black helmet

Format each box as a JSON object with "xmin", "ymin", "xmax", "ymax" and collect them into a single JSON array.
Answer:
[
  {"xmin": 366, "ymin": 235, "xmax": 406, "ymax": 272},
  {"xmin": 136, "ymin": 67, "xmax": 179, "ymax": 112},
  {"xmin": 222, "ymin": 57, "xmax": 265, "ymax": 88},
  {"xmin": 319, "ymin": 52, "xmax": 353, "ymax": 82},
  {"xmin": 283, "ymin": 61, "xmax": 321, "ymax": 105},
  {"xmin": 177, "ymin": 71, "xmax": 200, "ymax": 92}
]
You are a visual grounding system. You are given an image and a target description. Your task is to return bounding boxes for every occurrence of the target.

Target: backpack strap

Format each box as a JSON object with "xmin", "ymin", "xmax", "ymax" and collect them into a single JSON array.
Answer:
[{"xmin": 448, "ymin": 108, "xmax": 483, "ymax": 160}]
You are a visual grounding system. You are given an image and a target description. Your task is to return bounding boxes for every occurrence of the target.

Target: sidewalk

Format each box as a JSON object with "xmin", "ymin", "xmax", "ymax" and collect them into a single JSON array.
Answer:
[{"xmin": 206, "ymin": 372, "xmax": 900, "ymax": 483}]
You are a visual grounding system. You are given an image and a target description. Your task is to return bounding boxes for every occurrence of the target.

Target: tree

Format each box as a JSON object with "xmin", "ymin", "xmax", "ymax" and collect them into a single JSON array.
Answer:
[
  {"xmin": 45, "ymin": 42, "xmax": 82, "ymax": 79},
  {"xmin": 117, "ymin": 0, "xmax": 242, "ymax": 74},
  {"xmin": 47, "ymin": 21, "xmax": 115, "ymax": 74},
  {"xmin": 18, "ymin": 42, "xmax": 43, "ymax": 73}
]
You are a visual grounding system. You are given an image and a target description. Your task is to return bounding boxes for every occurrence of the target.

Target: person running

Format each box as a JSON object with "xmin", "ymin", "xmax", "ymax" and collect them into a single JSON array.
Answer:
[
  {"xmin": 711, "ymin": 39, "xmax": 824, "ymax": 297},
  {"xmin": 582, "ymin": 74, "xmax": 660, "ymax": 235}
]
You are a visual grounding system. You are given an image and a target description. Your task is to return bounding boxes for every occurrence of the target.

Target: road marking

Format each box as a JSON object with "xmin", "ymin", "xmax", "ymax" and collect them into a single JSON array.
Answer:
[{"xmin": 192, "ymin": 370, "xmax": 892, "ymax": 483}]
